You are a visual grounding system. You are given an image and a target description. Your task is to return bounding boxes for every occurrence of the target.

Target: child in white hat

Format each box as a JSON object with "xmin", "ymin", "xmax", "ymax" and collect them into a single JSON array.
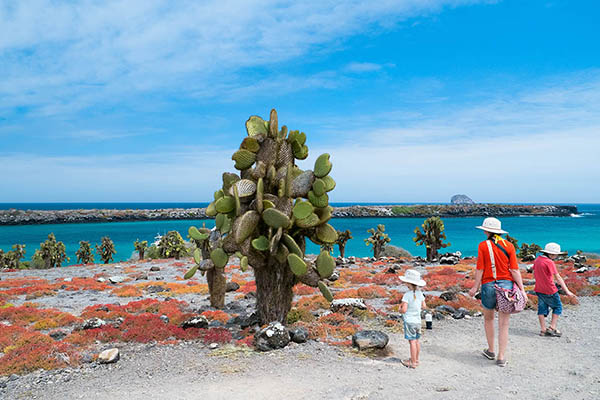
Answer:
[
  {"xmin": 533, "ymin": 243, "xmax": 577, "ymax": 337},
  {"xmin": 399, "ymin": 269, "xmax": 427, "ymax": 368}
]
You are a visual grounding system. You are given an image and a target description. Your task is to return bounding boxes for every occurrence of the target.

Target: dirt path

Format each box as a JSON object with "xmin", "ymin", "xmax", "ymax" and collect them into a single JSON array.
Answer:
[{"xmin": 7, "ymin": 297, "xmax": 599, "ymax": 400}]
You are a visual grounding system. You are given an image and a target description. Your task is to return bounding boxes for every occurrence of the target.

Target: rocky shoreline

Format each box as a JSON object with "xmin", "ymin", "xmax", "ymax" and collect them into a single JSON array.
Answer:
[{"xmin": 0, "ymin": 204, "xmax": 578, "ymax": 226}]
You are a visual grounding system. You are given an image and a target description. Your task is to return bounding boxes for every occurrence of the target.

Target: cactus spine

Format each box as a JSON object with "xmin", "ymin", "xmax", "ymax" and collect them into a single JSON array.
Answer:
[
  {"xmin": 413, "ymin": 217, "xmax": 450, "ymax": 261},
  {"xmin": 364, "ymin": 224, "xmax": 391, "ymax": 259},
  {"xmin": 187, "ymin": 109, "xmax": 337, "ymax": 323}
]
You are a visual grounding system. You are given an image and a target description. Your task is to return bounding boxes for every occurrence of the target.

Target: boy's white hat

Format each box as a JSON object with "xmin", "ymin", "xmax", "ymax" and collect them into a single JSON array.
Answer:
[
  {"xmin": 540, "ymin": 242, "xmax": 567, "ymax": 255},
  {"xmin": 475, "ymin": 217, "xmax": 507, "ymax": 234},
  {"xmin": 399, "ymin": 269, "xmax": 426, "ymax": 287}
]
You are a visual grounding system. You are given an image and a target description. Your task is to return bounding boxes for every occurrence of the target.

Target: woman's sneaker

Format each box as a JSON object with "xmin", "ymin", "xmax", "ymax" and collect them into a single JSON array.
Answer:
[{"xmin": 482, "ymin": 349, "xmax": 495, "ymax": 360}]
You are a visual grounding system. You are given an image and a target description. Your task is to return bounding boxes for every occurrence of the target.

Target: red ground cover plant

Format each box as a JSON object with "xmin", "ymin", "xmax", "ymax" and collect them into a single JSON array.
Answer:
[
  {"xmin": 293, "ymin": 295, "xmax": 330, "ymax": 312},
  {"xmin": 425, "ymin": 294, "xmax": 482, "ymax": 312},
  {"xmin": 423, "ymin": 266, "xmax": 473, "ymax": 291},
  {"xmin": 372, "ymin": 272, "xmax": 402, "ymax": 286},
  {"xmin": 238, "ymin": 280, "xmax": 257, "ymax": 294},
  {"xmin": 201, "ymin": 310, "xmax": 231, "ymax": 323},
  {"xmin": 293, "ymin": 284, "xmax": 318, "ymax": 296},
  {"xmin": 111, "ymin": 285, "xmax": 144, "ymax": 297},
  {"xmin": 385, "ymin": 290, "xmax": 403, "ymax": 305},
  {"xmin": 334, "ymin": 285, "xmax": 388, "ymax": 299},
  {"xmin": 0, "ymin": 304, "xmax": 81, "ymax": 328}
]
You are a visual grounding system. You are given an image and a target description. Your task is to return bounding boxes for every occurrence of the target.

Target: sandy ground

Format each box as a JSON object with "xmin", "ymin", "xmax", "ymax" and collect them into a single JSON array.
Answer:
[{"xmin": 6, "ymin": 296, "xmax": 599, "ymax": 400}]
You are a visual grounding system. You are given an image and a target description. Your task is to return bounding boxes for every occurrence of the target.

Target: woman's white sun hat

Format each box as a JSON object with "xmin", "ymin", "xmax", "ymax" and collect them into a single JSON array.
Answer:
[
  {"xmin": 540, "ymin": 242, "xmax": 567, "ymax": 255},
  {"xmin": 400, "ymin": 269, "xmax": 426, "ymax": 287},
  {"xmin": 475, "ymin": 217, "xmax": 508, "ymax": 234}
]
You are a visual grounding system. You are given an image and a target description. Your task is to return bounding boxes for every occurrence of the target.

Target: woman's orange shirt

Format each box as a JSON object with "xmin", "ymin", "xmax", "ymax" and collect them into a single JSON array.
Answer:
[{"xmin": 476, "ymin": 239, "xmax": 518, "ymax": 284}]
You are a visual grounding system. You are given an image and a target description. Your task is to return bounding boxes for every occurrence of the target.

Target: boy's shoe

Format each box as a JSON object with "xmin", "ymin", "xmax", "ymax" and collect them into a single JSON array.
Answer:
[
  {"xmin": 496, "ymin": 359, "xmax": 507, "ymax": 367},
  {"xmin": 539, "ymin": 330, "xmax": 547, "ymax": 336},
  {"xmin": 482, "ymin": 349, "xmax": 495, "ymax": 360},
  {"xmin": 547, "ymin": 327, "xmax": 562, "ymax": 337},
  {"xmin": 401, "ymin": 359, "xmax": 416, "ymax": 369}
]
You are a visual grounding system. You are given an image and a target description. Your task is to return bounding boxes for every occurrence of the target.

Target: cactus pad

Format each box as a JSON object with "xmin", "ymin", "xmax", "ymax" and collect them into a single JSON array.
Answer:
[
  {"xmin": 318, "ymin": 281, "xmax": 333, "ymax": 302},
  {"xmin": 262, "ymin": 208, "xmax": 291, "ymax": 229},
  {"xmin": 189, "ymin": 226, "xmax": 209, "ymax": 242},
  {"xmin": 252, "ymin": 235, "xmax": 270, "ymax": 251},
  {"xmin": 240, "ymin": 256, "xmax": 249, "ymax": 272},
  {"xmin": 229, "ymin": 179, "xmax": 257, "ymax": 198},
  {"xmin": 215, "ymin": 196, "xmax": 235, "ymax": 214},
  {"xmin": 295, "ymin": 213, "xmax": 320, "ymax": 228},
  {"xmin": 315, "ymin": 206, "xmax": 333, "ymax": 224},
  {"xmin": 205, "ymin": 202, "xmax": 217, "ymax": 217},
  {"xmin": 322, "ymin": 176, "xmax": 336, "ymax": 192},
  {"xmin": 184, "ymin": 265, "xmax": 198, "ymax": 280},
  {"xmin": 241, "ymin": 137, "xmax": 260, "ymax": 152},
  {"xmin": 287, "ymin": 253, "xmax": 307, "ymax": 276},
  {"xmin": 232, "ymin": 149, "xmax": 256, "ymax": 170},
  {"xmin": 282, "ymin": 234, "xmax": 303, "ymax": 257},
  {"xmin": 246, "ymin": 115, "xmax": 268, "ymax": 137},
  {"xmin": 234, "ymin": 210, "xmax": 260, "ymax": 244},
  {"xmin": 293, "ymin": 200, "xmax": 314, "ymax": 220},
  {"xmin": 316, "ymin": 223, "xmax": 338, "ymax": 244},
  {"xmin": 312, "ymin": 179, "xmax": 326, "ymax": 197},
  {"xmin": 193, "ymin": 248, "xmax": 202, "ymax": 264},
  {"xmin": 210, "ymin": 248, "xmax": 229, "ymax": 269},
  {"xmin": 316, "ymin": 250, "xmax": 335, "ymax": 278},
  {"xmin": 308, "ymin": 190, "xmax": 329, "ymax": 208},
  {"xmin": 314, "ymin": 153, "xmax": 332, "ymax": 178},
  {"xmin": 222, "ymin": 172, "xmax": 240, "ymax": 192}
]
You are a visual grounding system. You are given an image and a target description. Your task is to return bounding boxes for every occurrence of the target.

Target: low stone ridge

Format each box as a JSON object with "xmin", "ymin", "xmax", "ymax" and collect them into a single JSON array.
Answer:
[
  {"xmin": 0, "ymin": 203, "xmax": 578, "ymax": 225},
  {"xmin": 450, "ymin": 194, "xmax": 475, "ymax": 204}
]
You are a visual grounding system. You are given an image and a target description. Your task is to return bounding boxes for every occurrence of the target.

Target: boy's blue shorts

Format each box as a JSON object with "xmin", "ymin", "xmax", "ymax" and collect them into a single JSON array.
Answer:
[{"xmin": 536, "ymin": 292, "xmax": 562, "ymax": 316}]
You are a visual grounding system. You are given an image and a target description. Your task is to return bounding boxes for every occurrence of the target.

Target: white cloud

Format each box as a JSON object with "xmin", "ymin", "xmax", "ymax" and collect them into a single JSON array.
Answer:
[
  {"xmin": 2, "ymin": 71, "xmax": 599, "ymax": 203},
  {"xmin": 0, "ymin": 0, "xmax": 492, "ymax": 114}
]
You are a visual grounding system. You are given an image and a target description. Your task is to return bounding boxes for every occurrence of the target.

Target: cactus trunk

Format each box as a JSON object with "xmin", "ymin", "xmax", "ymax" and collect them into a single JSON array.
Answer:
[
  {"xmin": 206, "ymin": 267, "xmax": 226, "ymax": 309},
  {"xmin": 254, "ymin": 260, "xmax": 295, "ymax": 324},
  {"xmin": 339, "ymin": 243, "xmax": 346, "ymax": 259}
]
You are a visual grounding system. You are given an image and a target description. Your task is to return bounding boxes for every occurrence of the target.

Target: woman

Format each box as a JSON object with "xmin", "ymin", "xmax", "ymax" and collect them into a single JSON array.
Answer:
[{"xmin": 468, "ymin": 217, "xmax": 527, "ymax": 367}]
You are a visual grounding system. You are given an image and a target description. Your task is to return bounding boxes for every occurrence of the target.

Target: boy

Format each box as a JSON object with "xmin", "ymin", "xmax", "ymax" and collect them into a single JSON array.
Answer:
[{"xmin": 533, "ymin": 242, "xmax": 577, "ymax": 337}]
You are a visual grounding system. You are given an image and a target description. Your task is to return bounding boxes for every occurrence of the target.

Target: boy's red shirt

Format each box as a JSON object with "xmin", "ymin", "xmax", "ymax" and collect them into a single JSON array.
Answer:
[{"xmin": 533, "ymin": 255, "xmax": 559, "ymax": 295}]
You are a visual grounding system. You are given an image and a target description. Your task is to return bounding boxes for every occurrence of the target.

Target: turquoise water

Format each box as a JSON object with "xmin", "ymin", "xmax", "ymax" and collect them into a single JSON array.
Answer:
[{"xmin": 0, "ymin": 204, "xmax": 597, "ymax": 265}]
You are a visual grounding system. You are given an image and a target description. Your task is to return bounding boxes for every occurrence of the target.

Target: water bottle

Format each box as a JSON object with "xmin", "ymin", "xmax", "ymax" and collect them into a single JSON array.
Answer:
[{"xmin": 425, "ymin": 312, "xmax": 433, "ymax": 329}]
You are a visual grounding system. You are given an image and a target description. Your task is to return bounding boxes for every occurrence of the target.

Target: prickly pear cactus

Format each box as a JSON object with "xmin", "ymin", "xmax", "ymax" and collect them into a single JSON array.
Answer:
[
  {"xmin": 75, "ymin": 241, "xmax": 95, "ymax": 264},
  {"xmin": 413, "ymin": 216, "xmax": 450, "ymax": 261},
  {"xmin": 335, "ymin": 229, "xmax": 353, "ymax": 259},
  {"xmin": 186, "ymin": 109, "xmax": 338, "ymax": 323},
  {"xmin": 364, "ymin": 224, "xmax": 390, "ymax": 259},
  {"xmin": 96, "ymin": 236, "xmax": 116, "ymax": 264}
]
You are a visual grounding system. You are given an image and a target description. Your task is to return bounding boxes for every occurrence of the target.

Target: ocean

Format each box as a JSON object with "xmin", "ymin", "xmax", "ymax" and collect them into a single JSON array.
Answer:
[{"xmin": 0, "ymin": 203, "xmax": 598, "ymax": 265}]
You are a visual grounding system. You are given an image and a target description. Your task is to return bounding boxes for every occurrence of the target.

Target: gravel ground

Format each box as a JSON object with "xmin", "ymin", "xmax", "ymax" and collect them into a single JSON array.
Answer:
[{"xmin": 3, "ymin": 296, "xmax": 599, "ymax": 400}]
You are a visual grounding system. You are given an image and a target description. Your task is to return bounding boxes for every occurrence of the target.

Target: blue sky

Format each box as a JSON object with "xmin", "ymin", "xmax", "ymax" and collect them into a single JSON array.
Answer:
[{"xmin": 1, "ymin": 0, "xmax": 599, "ymax": 203}]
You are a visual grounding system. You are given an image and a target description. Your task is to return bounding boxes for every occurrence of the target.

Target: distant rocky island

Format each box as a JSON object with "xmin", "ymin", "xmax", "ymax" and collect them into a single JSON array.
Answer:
[
  {"xmin": 450, "ymin": 194, "xmax": 475, "ymax": 204},
  {"xmin": 0, "ymin": 204, "xmax": 578, "ymax": 225}
]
